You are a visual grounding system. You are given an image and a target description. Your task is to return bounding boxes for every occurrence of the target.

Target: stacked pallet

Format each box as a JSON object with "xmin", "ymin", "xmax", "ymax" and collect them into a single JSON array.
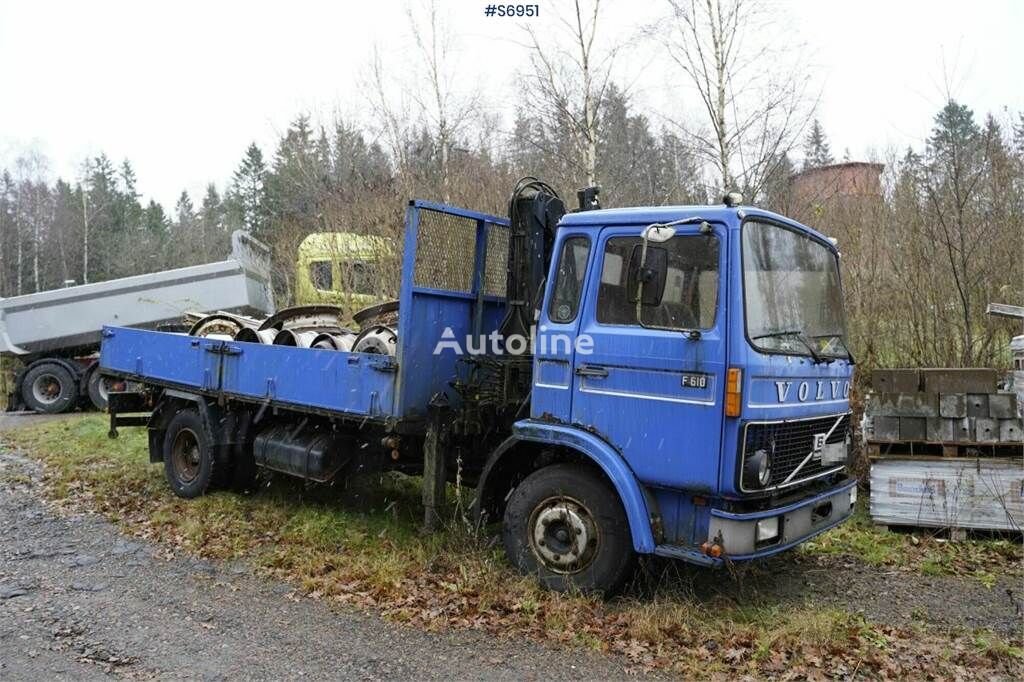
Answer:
[{"xmin": 865, "ymin": 368, "xmax": 1024, "ymax": 535}]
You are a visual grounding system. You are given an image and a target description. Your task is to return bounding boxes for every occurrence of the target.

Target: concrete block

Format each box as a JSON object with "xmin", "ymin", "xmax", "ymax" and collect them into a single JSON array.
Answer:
[
  {"xmin": 871, "ymin": 369, "xmax": 920, "ymax": 393},
  {"xmin": 967, "ymin": 394, "xmax": 989, "ymax": 418},
  {"xmin": 899, "ymin": 417, "xmax": 927, "ymax": 441},
  {"xmin": 988, "ymin": 393, "xmax": 1018, "ymax": 419},
  {"xmin": 873, "ymin": 416, "xmax": 900, "ymax": 441},
  {"xmin": 870, "ymin": 392, "xmax": 938, "ymax": 418},
  {"xmin": 975, "ymin": 417, "xmax": 999, "ymax": 443},
  {"xmin": 926, "ymin": 418, "xmax": 957, "ymax": 442},
  {"xmin": 939, "ymin": 393, "xmax": 967, "ymax": 418},
  {"xmin": 920, "ymin": 368, "xmax": 998, "ymax": 394},
  {"xmin": 955, "ymin": 418, "xmax": 974, "ymax": 441},
  {"xmin": 999, "ymin": 418, "xmax": 1023, "ymax": 443}
]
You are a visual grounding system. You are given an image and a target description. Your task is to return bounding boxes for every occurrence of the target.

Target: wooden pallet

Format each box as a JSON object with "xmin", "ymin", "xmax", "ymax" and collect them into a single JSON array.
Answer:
[
  {"xmin": 866, "ymin": 439, "xmax": 1023, "ymax": 459},
  {"xmin": 872, "ymin": 522, "xmax": 971, "ymax": 542}
]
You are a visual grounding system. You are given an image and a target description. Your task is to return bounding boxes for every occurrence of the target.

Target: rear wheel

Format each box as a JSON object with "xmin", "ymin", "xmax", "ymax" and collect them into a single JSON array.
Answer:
[
  {"xmin": 162, "ymin": 410, "xmax": 216, "ymax": 498},
  {"xmin": 86, "ymin": 369, "xmax": 115, "ymax": 411},
  {"xmin": 21, "ymin": 363, "xmax": 77, "ymax": 414},
  {"xmin": 502, "ymin": 463, "xmax": 636, "ymax": 595}
]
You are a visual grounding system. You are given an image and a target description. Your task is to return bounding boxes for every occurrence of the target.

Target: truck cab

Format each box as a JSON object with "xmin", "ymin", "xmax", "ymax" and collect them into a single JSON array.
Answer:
[
  {"xmin": 479, "ymin": 203, "xmax": 855, "ymax": 589},
  {"xmin": 295, "ymin": 232, "xmax": 392, "ymax": 319}
]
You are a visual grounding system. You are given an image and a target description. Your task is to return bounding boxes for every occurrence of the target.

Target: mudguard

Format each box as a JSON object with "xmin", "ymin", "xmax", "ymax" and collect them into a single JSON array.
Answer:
[
  {"xmin": 147, "ymin": 390, "xmax": 223, "ymax": 463},
  {"xmin": 478, "ymin": 419, "xmax": 657, "ymax": 554}
]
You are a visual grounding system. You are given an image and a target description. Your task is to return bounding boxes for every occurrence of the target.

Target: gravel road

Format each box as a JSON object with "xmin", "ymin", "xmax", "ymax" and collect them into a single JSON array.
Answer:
[{"xmin": 0, "ymin": 417, "xmax": 637, "ymax": 681}]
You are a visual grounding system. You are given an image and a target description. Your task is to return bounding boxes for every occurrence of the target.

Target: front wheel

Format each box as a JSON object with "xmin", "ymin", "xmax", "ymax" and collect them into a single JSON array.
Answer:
[{"xmin": 502, "ymin": 463, "xmax": 636, "ymax": 595}]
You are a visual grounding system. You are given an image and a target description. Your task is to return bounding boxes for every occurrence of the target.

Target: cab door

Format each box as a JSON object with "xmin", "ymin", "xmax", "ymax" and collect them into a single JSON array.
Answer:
[
  {"xmin": 569, "ymin": 223, "xmax": 727, "ymax": 491},
  {"xmin": 532, "ymin": 233, "xmax": 593, "ymax": 421}
]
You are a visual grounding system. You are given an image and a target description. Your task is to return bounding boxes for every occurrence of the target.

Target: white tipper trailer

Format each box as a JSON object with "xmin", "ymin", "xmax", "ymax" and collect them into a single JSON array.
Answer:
[{"xmin": 0, "ymin": 231, "xmax": 274, "ymax": 413}]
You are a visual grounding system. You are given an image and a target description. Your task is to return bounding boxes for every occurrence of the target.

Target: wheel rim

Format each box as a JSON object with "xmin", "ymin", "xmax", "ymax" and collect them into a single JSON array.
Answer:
[
  {"xmin": 528, "ymin": 496, "xmax": 600, "ymax": 574},
  {"xmin": 96, "ymin": 376, "xmax": 111, "ymax": 402},
  {"xmin": 31, "ymin": 374, "xmax": 63, "ymax": 405},
  {"xmin": 170, "ymin": 428, "xmax": 202, "ymax": 483}
]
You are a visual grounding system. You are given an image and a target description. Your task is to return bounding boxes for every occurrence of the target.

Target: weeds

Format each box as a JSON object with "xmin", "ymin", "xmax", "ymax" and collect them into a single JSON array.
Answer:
[{"xmin": 800, "ymin": 499, "xmax": 1022, "ymax": 585}]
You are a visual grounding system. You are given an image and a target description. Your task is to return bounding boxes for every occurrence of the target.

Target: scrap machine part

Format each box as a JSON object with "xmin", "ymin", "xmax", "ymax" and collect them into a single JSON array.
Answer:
[
  {"xmin": 352, "ymin": 325, "xmax": 398, "ymax": 355},
  {"xmin": 257, "ymin": 305, "xmax": 346, "ymax": 333},
  {"xmin": 272, "ymin": 329, "xmax": 323, "ymax": 348},
  {"xmin": 352, "ymin": 300, "xmax": 399, "ymax": 328},
  {"xmin": 310, "ymin": 332, "xmax": 358, "ymax": 351},
  {"xmin": 187, "ymin": 311, "xmax": 263, "ymax": 339},
  {"xmin": 233, "ymin": 327, "xmax": 279, "ymax": 344}
]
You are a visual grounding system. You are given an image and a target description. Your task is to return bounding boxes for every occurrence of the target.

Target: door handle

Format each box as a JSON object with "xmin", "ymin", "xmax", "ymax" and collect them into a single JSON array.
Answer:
[{"xmin": 575, "ymin": 365, "xmax": 609, "ymax": 379}]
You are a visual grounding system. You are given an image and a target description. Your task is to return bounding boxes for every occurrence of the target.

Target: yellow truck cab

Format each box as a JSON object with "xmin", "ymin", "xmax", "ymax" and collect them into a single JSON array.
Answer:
[{"xmin": 295, "ymin": 232, "xmax": 392, "ymax": 317}]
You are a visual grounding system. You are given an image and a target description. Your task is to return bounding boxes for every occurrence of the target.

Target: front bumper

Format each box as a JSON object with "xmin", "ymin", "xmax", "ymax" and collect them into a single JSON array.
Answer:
[
  {"xmin": 709, "ymin": 479, "xmax": 857, "ymax": 559},
  {"xmin": 653, "ymin": 479, "xmax": 857, "ymax": 566}
]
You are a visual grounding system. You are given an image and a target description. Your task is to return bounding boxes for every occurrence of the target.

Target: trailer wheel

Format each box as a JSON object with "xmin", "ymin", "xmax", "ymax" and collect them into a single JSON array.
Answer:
[
  {"xmin": 502, "ymin": 463, "xmax": 636, "ymax": 596},
  {"xmin": 86, "ymin": 369, "xmax": 115, "ymax": 411},
  {"xmin": 162, "ymin": 410, "xmax": 216, "ymax": 498},
  {"xmin": 21, "ymin": 363, "xmax": 78, "ymax": 414}
]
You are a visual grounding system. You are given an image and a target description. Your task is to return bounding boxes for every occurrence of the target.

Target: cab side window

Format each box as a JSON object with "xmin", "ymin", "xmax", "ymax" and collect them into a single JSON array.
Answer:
[
  {"xmin": 548, "ymin": 236, "xmax": 591, "ymax": 323},
  {"xmin": 597, "ymin": 234, "xmax": 720, "ymax": 329}
]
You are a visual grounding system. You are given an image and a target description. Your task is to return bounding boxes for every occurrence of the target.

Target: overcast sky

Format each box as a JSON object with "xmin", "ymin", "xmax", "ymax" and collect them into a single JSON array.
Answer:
[{"xmin": 1, "ymin": 0, "xmax": 1021, "ymax": 209}]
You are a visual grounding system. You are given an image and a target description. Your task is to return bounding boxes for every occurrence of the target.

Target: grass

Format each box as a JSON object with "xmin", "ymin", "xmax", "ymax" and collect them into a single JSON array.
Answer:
[
  {"xmin": 801, "ymin": 497, "xmax": 1022, "ymax": 585},
  {"xmin": 3, "ymin": 414, "xmax": 1022, "ymax": 679}
]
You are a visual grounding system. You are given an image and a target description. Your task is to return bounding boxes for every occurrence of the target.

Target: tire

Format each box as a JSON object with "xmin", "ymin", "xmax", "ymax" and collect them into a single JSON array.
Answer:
[
  {"xmin": 86, "ymin": 368, "xmax": 113, "ymax": 411},
  {"xmin": 21, "ymin": 363, "xmax": 78, "ymax": 414},
  {"xmin": 162, "ymin": 410, "xmax": 216, "ymax": 498},
  {"xmin": 502, "ymin": 463, "xmax": 636, "ymax": 596}
]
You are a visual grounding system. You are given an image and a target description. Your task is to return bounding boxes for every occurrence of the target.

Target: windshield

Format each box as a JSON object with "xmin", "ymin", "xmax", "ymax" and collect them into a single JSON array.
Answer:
[{"xmin": 742, "ymin": 220, "xmax": 849, "ymax": 359}]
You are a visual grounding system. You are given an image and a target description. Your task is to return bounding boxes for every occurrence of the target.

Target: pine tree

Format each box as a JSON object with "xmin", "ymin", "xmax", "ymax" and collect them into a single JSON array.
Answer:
[
  {"xmin": 142, "ymin": 200, "xmax": 168, "ymax": 233},
  {"xmin": 802, "ymin": 120, "xmax": 834, "ymax": 170},
  {"xmin": 199, "ymin": 184, "xmax": 227, "ymax": 259},
  {"xmin": 228, "ymin": 143, "xmax": 269, "ymax": 236},
  {"xmin": 175, "ymin": 191, "xmax": 196, "ymax": 227}
]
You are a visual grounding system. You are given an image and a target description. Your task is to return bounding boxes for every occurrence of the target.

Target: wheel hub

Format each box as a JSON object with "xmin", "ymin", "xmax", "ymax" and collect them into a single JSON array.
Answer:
[
  {"xmin": 170, "ymin": 429, "xmax": 201, "ymax": 483},
  {"xmin": 530, "ymin": 498, "xmax": 599, "ymax": 574},
  {"xmin": 31, "ymin": 375, "xmax": 61, "ymax": 404}
]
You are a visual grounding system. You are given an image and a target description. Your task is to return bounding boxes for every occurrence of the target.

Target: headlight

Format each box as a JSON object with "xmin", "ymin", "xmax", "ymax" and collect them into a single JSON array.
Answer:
[
  {"xmin": 756, "ymin": 516, "xmax": 780, "ymax": 543},
  {"xmin": 743, "ymin": 448, "xmax": 772, "ymax": 489}
]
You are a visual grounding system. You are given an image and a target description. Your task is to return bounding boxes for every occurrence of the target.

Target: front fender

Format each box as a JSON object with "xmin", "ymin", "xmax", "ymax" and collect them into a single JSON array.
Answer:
[{"xmin": 478, "ymin": 420, "xmax": 657, "ymax": 554}]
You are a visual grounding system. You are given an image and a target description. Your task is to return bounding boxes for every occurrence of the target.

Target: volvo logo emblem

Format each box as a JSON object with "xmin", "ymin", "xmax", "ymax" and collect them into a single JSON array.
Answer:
[{"xmin": 775, "ymin": 380, "xmax": 850, "ymax": 403}]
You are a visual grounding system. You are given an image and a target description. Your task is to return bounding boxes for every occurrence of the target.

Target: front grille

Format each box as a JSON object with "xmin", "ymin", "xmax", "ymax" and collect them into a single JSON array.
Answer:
[{"xmin": 742, "ymin": 413, "xmax": 850, "ymax": 491}]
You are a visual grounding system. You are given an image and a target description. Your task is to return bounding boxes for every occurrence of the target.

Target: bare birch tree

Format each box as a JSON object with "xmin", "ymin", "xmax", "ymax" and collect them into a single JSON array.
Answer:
[
  {"xmin": 523, "ymin": 0, "xmax": 620, "ymax": 188},
  {"xmin": 365, "ymin": 0, "xmax": 479, "ymax": 203},
  {"xmin": 663, "ymin": 0, "xmax": 815, "ymax": 198}
]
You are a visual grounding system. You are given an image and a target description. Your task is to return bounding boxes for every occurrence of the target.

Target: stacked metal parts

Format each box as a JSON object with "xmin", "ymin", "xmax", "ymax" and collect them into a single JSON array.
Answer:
[{"xmin": 184, "ymin": 302, "xmax": 398, "ymax": 356}]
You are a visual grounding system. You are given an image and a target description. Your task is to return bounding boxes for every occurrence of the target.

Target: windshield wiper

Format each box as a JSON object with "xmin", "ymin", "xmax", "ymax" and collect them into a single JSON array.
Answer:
[
  {"xmin": 751, "ymin": 330, "xmax": 824, "ymax": 363},
  {"xmin": 809, "ymin": 333, "xmax": 856, "ymax": 365}
]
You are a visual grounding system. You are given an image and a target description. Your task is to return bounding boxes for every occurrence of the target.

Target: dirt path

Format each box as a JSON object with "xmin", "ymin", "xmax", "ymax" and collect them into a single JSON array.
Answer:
[{"xmin": 0, "ymin": 447, "xmax": 638, "ymax": 680}]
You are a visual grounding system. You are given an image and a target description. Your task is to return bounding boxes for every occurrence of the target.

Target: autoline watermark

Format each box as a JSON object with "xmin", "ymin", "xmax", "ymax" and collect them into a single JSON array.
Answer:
[{"xmin": 433, "ymin": 325, "xmax": 593, "ymax": 356}]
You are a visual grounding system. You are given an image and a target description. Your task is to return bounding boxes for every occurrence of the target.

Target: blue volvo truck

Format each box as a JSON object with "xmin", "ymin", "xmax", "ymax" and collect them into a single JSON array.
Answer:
[{"xmin": 101, "ymin": 181, "xmax": 856, "ymax": 594}]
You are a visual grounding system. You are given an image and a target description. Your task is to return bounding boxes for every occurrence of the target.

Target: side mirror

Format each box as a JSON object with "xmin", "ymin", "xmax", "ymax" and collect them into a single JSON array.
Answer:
[{"xmin": 628, "ymin": 244, "xmax": 668, "ymax": 306}]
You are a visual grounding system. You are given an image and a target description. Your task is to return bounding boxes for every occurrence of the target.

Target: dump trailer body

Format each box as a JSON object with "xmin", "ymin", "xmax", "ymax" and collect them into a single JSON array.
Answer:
[{"xmin": 0, "ymin": 231, "xmax": 273, "ymax": 358}]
